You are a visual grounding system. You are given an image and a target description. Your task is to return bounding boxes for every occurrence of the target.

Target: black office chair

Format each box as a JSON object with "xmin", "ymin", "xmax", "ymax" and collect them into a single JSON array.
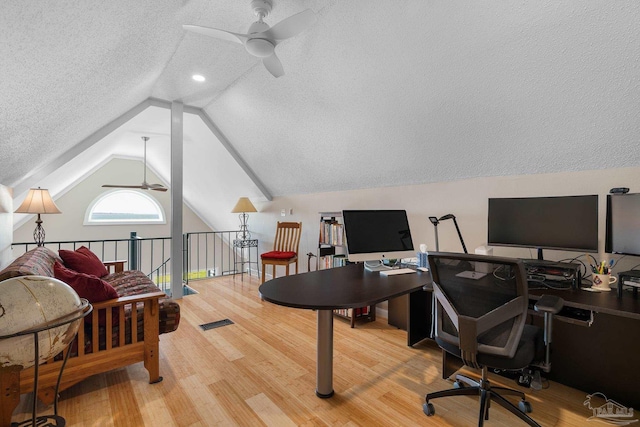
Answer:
[{"xmin": 423, "ymin": 252, "xmax": 562, "ymax": 427}]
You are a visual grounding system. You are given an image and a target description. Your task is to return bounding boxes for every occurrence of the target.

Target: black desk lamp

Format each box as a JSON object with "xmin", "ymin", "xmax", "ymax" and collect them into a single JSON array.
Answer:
[{"xmin": 428, "ymin": 214, "xmax": 468, "ymax": 253}]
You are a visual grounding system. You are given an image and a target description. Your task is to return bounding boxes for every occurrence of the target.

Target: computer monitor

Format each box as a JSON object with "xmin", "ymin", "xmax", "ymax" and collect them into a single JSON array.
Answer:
[
  {"xmin": 487, "ymin": 195, "xmax": 599, "ymax": 260},
  {"xmin": 342, "ymin": 210, "xmax": 415, "ymax": 267},
  {"xmin": 605, "ymin": 193, "xmax": 640, "ymax": 256}
]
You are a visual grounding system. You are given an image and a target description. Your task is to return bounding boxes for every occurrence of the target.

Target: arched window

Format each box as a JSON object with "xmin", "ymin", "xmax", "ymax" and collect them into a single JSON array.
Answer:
[{"xmin": 85, "ymin": 190, "xmax": 166, "ymax": 225}]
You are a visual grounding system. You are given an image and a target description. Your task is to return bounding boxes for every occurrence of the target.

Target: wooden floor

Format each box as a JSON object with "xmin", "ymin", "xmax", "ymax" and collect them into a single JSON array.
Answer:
[{"xmin": 12, "ymin": 274, "xmax": 634, "ymax": 426}]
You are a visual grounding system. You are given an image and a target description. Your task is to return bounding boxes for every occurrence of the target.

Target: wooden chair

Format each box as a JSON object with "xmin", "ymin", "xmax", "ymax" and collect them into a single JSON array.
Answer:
[{"xmin": 261, "ymin": 222, "xmax": 302, "ymax": 283}]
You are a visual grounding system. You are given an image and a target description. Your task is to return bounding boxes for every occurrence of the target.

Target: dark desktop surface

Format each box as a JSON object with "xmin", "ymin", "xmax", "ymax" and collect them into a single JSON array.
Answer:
[
  {"xmin": 259, "ymin": 262, "xmax": 428, "ymax": 310},
  {"xmin": 528, "ymin": 286, "xmax": 640, "ymax": 321},
  {"xmin": 528, "ymin": 290, "xmax": 640, "ymax": 409}
]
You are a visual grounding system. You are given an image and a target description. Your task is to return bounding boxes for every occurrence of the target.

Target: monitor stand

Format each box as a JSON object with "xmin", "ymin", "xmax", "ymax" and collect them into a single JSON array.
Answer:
[{"xmin": 364, "ymin": 260, "xmax": 392, "ymax": 272}]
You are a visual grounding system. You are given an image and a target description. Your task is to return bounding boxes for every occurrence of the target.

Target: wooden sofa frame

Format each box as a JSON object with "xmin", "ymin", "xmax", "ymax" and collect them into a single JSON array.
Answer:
[{"xmin": 18, "ymin": 261, "xmax": 165, "ymax": 404}]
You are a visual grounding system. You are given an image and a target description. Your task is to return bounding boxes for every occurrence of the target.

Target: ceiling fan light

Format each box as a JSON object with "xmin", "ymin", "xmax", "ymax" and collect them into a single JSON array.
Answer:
[{"xmin": 245, "ymin": 38, "xmax": 274, "ymax": 57}]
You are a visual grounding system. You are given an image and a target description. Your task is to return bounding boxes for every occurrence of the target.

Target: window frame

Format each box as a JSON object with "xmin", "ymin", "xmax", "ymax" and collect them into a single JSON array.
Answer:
[{"xmin": 84, "ymin": 189, "xmax": 167, "ymax": 226}]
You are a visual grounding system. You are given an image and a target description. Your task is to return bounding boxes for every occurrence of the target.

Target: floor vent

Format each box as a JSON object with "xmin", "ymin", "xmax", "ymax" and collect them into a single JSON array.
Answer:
[{"xmin": 199, "ymin": 319, "xmax": 234, "ymax": 331}]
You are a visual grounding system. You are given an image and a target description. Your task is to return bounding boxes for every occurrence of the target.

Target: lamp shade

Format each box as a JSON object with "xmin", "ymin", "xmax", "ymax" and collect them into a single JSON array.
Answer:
[
  {"xmin": 15, "ymin": 188, "xmax": 61, "ymax": 214},
  {"xmin": 231, "ymin": 197, "xmax": 257, "ymax": 213}
]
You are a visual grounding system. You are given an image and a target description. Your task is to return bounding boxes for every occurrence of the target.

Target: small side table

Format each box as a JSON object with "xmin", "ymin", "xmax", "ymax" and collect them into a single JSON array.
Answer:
[{"xmin": 233, "ymin": 239, "xmax": 259, "ymax": 281}]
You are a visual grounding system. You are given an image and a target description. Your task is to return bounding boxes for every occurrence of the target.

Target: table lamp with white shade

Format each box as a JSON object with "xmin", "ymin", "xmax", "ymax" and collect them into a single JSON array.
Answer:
[
  {"xmin": 14, "ymin": 187, "xmax": 62, "ymax": 246},
  {"xmin": 231, "ymin": 197, "xmax": 257, "ymax": 240}
]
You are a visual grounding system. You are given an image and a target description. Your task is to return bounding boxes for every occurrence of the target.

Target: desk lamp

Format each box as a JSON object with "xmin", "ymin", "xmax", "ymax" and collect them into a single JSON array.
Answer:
[
  {"xmin": 428, "ymin": 214, "xmax": 467, "ymax": 253},
  {"xmin": 15, "ymin": 188, "xmax": 62, "ymax": 246},
  {"xmin": 231, "ymin": 197, "xmax": 258, "ymax": 240}
]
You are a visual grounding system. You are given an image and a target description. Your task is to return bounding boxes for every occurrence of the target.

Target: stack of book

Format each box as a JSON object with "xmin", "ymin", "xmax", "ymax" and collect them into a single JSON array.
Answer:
[{"xmin": 319, "ymin": 219, "xmax": 344, "ymax": 246}]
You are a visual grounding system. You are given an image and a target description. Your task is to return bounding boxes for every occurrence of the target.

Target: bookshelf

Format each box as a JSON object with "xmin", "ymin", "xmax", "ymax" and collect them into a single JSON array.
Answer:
[{"xmin": 318, "ymin": 212, "xmax": 375, "ymax": 328}]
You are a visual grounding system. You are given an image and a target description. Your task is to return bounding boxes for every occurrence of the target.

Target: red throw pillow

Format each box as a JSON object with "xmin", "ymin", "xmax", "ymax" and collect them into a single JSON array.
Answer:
[
  {"xmin": 59, "ymin": 246, "xmax": 109, "ymax": 278},
  {"xmin": 261, "ymin": 251, "xmax": 297, "ymax": 260},
  {"xmin": 54, "ymin": 262, "xmax": 119, "ymax": 326}
]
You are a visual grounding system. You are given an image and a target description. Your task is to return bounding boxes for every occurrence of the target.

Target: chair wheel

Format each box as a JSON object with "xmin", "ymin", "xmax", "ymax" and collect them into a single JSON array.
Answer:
[
  {"xmin": 423, "ymin": 402, "xmax": 435, "ymax": 416},
  {"xmin": 518, "ymin": 400, "xmax": 533, "ymax": 413},
  {"xmin": 453, "ymin": 380, "xmax": 466, "ymax": 389}
]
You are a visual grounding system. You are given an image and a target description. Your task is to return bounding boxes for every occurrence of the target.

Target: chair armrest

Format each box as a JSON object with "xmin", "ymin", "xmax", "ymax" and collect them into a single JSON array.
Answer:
[
  {"xmin": 103, "ymin": 260, "xmax": 127, "ymax": 273},
  {"xmin": 534, "ymin": 295, "xmax": 564, "ymax": 314}
]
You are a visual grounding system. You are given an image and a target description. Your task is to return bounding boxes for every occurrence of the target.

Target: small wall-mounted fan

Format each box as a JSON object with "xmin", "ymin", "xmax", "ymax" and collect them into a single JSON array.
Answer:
[
  {"xmin": 102, "ymin": 136, "xmax": 167, "ymax": 192},
  {"xmin": 183, "ymin": 0, "xmax": 316, "ymax": 78}
]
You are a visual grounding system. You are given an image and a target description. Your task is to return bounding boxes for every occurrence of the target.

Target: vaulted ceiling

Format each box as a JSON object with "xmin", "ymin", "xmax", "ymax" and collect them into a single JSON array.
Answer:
[{"xmin": 2, "ymin": 1, "xmax": 640, "ymax": 209}]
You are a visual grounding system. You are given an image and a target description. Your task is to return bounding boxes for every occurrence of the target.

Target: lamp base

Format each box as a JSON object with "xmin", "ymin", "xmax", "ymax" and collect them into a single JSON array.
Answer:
[
  {"xmin": 237, "ymin": 213, "xmax": 251, "ymax": 240},
  {"xmin": 33, "ymin": 214, "xmax": 45, "ymax": 247}
]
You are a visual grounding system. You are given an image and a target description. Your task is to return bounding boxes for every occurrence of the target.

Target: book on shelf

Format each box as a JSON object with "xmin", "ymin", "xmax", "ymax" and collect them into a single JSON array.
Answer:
[
  {"xmin": 319, "ymin": 254, "xmax": 348, "ymax": 269},
  {"xmin": 319, "ymin": 219, "xmax": 344, "ymax": 246},
  {"xmin": 320, "ymin": 255, "xmax": 333, "ymax": 270},
  {"xmin": 333, "ymin": 254, "xmax": 347, "ymax": 268},
  {"xmin": 333, "ymin": 306, "xmax": 369, "ymax": 318}
]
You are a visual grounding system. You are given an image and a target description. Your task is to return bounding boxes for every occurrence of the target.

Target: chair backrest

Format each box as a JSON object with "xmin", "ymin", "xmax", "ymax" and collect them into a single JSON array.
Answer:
[
  {"xmin": 273, "ymin": 222, "xmax": 302, "ymax": 253},
  {"xmin": 427, "ymin": 252, "xmax": 529, "ymax": 368}
]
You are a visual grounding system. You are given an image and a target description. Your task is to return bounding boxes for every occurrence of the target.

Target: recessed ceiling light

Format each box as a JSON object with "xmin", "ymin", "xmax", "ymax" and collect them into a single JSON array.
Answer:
[{"xmin": 192, "ymin": 74, "xmax": 206, "ymax": 82}]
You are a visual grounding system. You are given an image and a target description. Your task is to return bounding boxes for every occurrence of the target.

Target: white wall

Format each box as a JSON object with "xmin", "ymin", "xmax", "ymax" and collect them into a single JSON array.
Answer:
[
  {"xmin": 0, "ymin": 185, "xmax": 12, "ymax": 269},
  {"xmin": 13, "ymin": 158, "xmax": 213, "ymax": 243},
  {"xmin": 12, "ymin": 163, "xmax": 639, "ymax": 287},
  {"xmin": 248, "ymin": 167, "xmax": 640, "ymax": 278}
]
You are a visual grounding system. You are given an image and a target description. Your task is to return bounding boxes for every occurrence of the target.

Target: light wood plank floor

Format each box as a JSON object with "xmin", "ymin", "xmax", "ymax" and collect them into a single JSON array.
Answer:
[{"xmin": 12, "ymin": 274, "xmax": 635, "ymax": 426}]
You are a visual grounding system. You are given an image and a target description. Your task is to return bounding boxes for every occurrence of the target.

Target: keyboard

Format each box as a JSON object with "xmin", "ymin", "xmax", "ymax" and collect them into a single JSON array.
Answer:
[{"xmin": 380, "ymin": 268, "xmax": 416, "ymax": 276}]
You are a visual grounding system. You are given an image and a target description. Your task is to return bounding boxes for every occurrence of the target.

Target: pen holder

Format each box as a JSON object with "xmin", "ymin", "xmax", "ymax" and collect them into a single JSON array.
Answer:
[
  {"xmin": 417, "ymin": 252, "xmax": 428, "ymax": 269},
  {"xmin": 592, "ymin": 273, "xmax": 616, "ymax": 291}
]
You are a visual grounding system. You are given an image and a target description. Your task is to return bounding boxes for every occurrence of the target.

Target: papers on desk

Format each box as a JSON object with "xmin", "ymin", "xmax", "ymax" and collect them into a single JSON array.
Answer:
[
  {"xmin": 455, "ymin": 271, "xmax": 487, "ymax": 280},
  {"xmin": 379, "ymin": 268, "xmax": 416, "ymax": 276},
  {"xmin": 582, "ymin": 286, "xmax": 612, "ymax": 292}
]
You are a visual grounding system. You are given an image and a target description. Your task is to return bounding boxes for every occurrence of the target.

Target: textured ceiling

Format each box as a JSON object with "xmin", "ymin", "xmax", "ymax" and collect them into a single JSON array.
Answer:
[{"xmin": 2, "ymin": 1, "xmax": 640, "ymax": 201}]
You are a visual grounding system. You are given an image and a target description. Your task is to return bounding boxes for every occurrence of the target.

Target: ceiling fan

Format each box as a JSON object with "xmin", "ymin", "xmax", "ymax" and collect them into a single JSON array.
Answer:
[
  {"xmin": 102, "ymin": 136, "xmax": 167, "ymax": 192},
  {"xmin": 183, "ymin": 0, "xmax": 317, "ymax": 78}
]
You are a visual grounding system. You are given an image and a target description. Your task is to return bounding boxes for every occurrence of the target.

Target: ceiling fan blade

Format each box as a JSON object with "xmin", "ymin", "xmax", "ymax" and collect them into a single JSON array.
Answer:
[
  {"xmin": 102, "ymin": 184, "xmax": 145, "ymax": 189},
  {"xmin": 263, "ymin": 9, "xmax": 316, "ymax": 41},
  {"xmin": 263, "ymin": 53, "xmax": 284, "ymax": 77},
  {"xmin": 183, "ymin": 24, "xmax": 248, "ymax": 44}
]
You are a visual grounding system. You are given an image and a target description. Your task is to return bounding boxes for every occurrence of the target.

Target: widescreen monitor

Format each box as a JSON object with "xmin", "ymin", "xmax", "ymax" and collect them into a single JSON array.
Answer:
[
  {"xmin": 342, "ymin": 210, "xmax": 415, "ymax": 264},
  {"xmin": 605, "ymin": 193, "xmax": 640, "ymax": 256},
  {"xmin": 487, "ymin": 195, "xmax": 598, "ymax": 259}
]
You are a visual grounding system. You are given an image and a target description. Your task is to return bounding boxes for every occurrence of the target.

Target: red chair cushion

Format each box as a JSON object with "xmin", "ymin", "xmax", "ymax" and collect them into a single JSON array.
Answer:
[
  {"xmin": 261, "ymin": 251, "xmax": 297, "ymax": 260},
  {"xmin": 59, "ymin": 246, "xmax": 109, "ymax": 278},
  {"xmin": 54, "ymin": 262, "xmax": 119, "ymax": 326}
]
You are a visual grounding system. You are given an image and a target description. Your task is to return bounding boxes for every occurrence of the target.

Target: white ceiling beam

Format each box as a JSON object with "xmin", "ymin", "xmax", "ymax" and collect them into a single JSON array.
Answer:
[
  {"xmin": 13, "ymin": 98, "xmax": 156, "ymax": 196},
  {"xmin": 188, "ymin": 108, "xmax": 273, "ymax": 201}
]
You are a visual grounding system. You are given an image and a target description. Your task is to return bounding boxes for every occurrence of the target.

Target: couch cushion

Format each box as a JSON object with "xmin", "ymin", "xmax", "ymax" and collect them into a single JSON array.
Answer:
[
  {"xmin": 105, "ymin": 270, "xmax": 162, "ymax": 296},
  {"xmin": 54, "ymin": 262, "xmax": 119, "ymax": 326},
  {"xmin": 59, "ymin": 246, "xmax": 109, "ymax": 278},
  {"xmin": 0, "ymin": 247, "xmax": 61, "ymax": 281},
  {"xmin": 103, "ymin": 270, "xmax": 180, "ymax": 334},
  {"xmin": 54, "ymin": 262, "xmax": 118, "ymax": 302}
]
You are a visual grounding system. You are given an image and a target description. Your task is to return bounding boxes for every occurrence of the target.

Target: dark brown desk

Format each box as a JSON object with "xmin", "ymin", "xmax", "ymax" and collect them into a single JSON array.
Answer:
[
  {"xmin": 258, "ymin": 263, "xmax": 428, "ymax": 398},
  {"xmin": 402, "ymin": 284, "xmax": 640, "ymax": 408},
  {"xmin": 528, "ymin": 287, "xmax": 640, "ymax": 408}
]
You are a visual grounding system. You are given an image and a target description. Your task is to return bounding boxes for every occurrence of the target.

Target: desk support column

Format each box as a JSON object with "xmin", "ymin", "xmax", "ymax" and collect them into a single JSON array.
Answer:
[{"xmin": 316, "ymin": 309, "xmax": 334, "ymax": 398}]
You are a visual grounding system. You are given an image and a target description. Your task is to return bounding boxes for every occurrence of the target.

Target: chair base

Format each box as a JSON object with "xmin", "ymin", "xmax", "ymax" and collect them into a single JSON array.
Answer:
[{"xmin": 424, "ymin": 368, "xmax": 540, "ymax": 427}]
